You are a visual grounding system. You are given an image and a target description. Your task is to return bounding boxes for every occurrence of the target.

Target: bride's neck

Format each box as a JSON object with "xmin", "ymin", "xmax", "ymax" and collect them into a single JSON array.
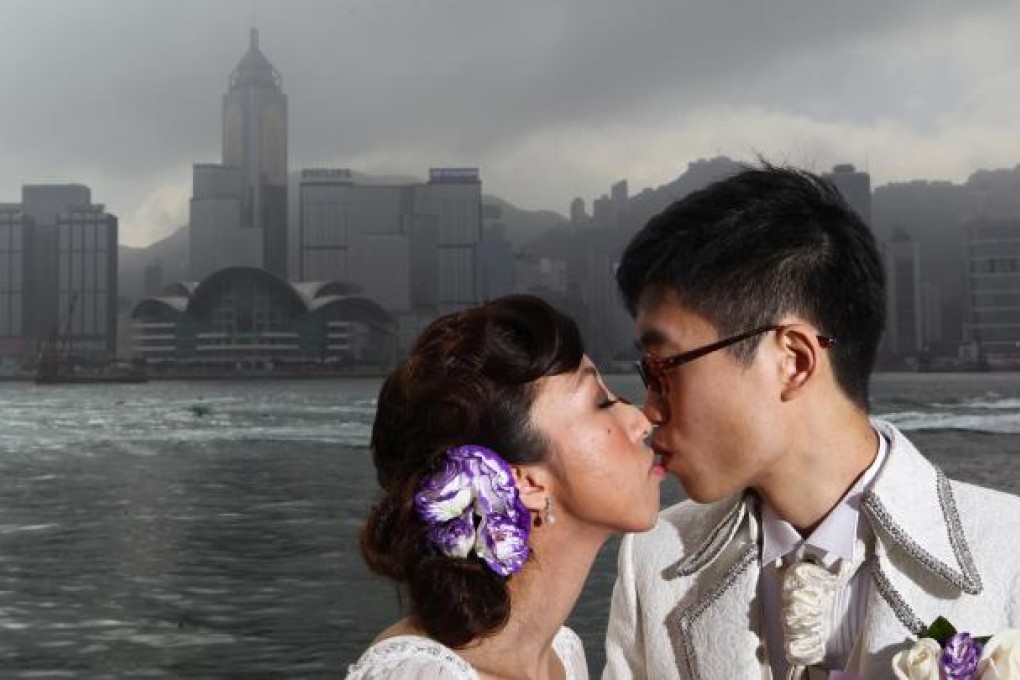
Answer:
[{"xmin": 465, "ymin": 524, "xmax": 608, "ymax": 679}]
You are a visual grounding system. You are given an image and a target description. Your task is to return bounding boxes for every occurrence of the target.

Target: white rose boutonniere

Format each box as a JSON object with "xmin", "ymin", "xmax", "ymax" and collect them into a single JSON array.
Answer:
[
  {"xmin": 892, "ymin": 617, "xmax": 1020, "ymax": 680},
  {"xmin": 978, "ymin": 629, "xmax": 1020, "ymax": 679},
  {"xmin": 893, "ymin": 637, "xmax": 942, "ymax": 679}
]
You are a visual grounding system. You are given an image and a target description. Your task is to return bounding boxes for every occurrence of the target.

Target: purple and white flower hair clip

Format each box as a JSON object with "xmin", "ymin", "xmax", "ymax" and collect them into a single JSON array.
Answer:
[{"xmin": 414, "ymin": 444, "xmax": 531, "ymax": 577}]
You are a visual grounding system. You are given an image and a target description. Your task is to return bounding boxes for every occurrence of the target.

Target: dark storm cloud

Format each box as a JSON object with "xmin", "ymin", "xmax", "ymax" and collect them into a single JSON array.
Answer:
[{"xmin": 0, "ymin": 0, "xmax": 1018, "ymax": 244}]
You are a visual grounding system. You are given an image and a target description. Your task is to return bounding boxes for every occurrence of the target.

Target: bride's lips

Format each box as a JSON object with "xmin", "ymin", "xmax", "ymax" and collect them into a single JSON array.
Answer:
[
  {"xmin": 651, "ymin": 446, "xmax": 673, "ymax": 475},
  {"xmin": 650, "ymin": 446, "xmax": 669, "ymax": 477}
]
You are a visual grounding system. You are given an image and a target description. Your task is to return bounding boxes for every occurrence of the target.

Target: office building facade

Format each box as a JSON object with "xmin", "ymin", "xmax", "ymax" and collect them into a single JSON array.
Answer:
[
  {"xmin": 0, "ymin": 185, "xmax": 118, "ymax": 363},
  {"xmin": 298, "ymin": 167, "xmax": 484, "ymax": 317}
]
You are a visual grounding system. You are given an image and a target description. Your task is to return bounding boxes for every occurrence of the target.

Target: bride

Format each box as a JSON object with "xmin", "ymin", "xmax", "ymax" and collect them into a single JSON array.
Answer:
[{"xmin": 347, "ymin": 294, "xmax": 664, "ymax": 679}]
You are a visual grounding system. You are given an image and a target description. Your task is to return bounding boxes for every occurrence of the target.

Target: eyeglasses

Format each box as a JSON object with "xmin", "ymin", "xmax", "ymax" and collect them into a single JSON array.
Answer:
[{"xmin": 635, "ymin": 324, "xmax": 836, "ymax": 396}]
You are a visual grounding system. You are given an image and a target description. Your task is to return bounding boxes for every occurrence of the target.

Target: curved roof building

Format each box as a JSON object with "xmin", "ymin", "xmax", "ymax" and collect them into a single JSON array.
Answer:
[{"xmin": 130, "ymin": 266, "xmax": 396, "ymax": 372}]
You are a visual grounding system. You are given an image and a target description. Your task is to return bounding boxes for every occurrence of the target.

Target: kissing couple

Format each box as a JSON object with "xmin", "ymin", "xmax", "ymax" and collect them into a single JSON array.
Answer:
[{"xmin": 348, "ymin": 165, "xmax": 1020, "ymax": 680}]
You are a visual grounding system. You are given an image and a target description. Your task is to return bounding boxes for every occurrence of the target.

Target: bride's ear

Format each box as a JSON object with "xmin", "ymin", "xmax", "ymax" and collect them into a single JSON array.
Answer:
[{"xmin": 512, "ymin": 465, "xmax": 550, "ymax": 513}]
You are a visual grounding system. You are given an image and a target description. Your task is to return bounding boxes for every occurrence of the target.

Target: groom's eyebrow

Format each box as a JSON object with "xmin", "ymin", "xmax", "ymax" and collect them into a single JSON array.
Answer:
[{"xmin": 637, "ymin": 328, "xmax": 668, "ymax": 351}]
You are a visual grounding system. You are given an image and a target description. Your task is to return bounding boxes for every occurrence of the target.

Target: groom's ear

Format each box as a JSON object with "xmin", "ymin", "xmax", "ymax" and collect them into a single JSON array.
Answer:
[
  {"xmin": 512, "ymin": 465, "xmax": 550, "ymax": 512},
  {"xmin": 777, "ymin": 326, "xmax": 819, "ymax": 402}
]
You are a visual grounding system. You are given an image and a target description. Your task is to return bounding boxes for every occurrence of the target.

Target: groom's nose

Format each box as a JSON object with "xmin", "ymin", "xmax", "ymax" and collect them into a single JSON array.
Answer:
[{"xmin": 641, "ymin": 390, "xmax": 669, "ymax": 426}]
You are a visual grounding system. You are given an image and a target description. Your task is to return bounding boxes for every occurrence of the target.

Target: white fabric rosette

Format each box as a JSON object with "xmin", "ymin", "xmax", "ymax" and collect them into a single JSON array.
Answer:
[{"xmin": 781, "ymin": 559, "xmax": 840, "ymax": 672}]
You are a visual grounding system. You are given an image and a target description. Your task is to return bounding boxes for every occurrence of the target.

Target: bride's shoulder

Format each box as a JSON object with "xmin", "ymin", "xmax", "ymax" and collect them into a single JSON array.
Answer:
[{"xmin": 346, "ymin": 635, "xmax": 477, "ymax": 680}]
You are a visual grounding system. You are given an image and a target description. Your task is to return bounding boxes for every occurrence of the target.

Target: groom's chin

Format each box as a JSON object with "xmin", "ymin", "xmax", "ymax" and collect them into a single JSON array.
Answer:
[{"xmin": 675, "ymin": 476, "xmax": 740, "ymax": 505}]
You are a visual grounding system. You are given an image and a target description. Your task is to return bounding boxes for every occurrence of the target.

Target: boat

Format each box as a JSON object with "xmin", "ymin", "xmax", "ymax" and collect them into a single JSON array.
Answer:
[{"xmin": 34, "ymin": 293, "xmax": 149, "ymax": 385}]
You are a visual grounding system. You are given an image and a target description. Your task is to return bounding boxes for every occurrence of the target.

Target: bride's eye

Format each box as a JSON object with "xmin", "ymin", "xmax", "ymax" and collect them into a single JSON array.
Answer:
[{"xmin": 598, "ymin": 395, "xmax": 621, "ymax": 409}]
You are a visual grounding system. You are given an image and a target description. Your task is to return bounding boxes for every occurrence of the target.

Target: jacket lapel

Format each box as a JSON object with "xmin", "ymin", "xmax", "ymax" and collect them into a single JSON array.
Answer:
[
  {"xmin": 863, "ymin": 421, "xmax": 983, "ymax": 633},
  {"xmin": 847, "ymin": 420, "xmax": 985, "ymax": 676},
  {"xmin": 674, "ymin": 495, "xmax": 768, "ymax": 680}
]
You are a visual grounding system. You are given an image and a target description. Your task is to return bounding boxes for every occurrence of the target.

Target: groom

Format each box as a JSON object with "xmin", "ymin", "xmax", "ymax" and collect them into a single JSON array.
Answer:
[{"xmin": 603, "ymin": 165, "xmax": 1020, "ymax": 679}]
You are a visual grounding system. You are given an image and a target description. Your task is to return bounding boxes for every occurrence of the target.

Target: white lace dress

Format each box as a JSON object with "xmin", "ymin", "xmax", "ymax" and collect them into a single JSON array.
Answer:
[{"xmin": 346, "ymin": 626, "xmax": 588, "ymax": 679}]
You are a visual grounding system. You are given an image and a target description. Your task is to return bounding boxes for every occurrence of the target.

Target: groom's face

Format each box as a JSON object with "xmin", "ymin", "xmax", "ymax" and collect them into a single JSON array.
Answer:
[{"xmin": 634, "ymin": 289, "xmax": 786, "ymax": 503}]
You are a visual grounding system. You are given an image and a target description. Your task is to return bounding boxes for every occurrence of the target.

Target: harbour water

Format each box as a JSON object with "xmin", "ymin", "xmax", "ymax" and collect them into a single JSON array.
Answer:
[{"xmin": 3, "ymin": 373, "xmax": 1020, "ymax": 677}]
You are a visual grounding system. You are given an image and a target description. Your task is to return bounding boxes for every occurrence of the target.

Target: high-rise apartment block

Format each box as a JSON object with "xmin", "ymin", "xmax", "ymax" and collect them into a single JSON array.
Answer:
[
  {"xmin": 569, "ymin": 197, "xmax": 588, "ymax": 224},
  {"xmin": 882, "ymin": 229, "xmax": 923, "ymax": 358},
  {"xmin": 0, "ymin": 205, "xmax": 29, "ymax": 361},
  {"xmin": 190, "ymin": 29, "xmax": 288, "ymax": 280},
  {"xmin": 825, "ymin": 163, "xmax": 872, "ymax": 226},
  {"xmin": 965, "ymin": 218, "xmax": 1020, "ymax": 361}
]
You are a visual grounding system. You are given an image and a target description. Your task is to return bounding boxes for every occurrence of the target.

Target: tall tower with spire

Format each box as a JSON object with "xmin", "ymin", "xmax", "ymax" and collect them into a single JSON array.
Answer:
[
  {"xmin": 223, "ymin": 28, "xmax": 288, "ymax": 278},
  {"xmin": 189, "ymin": 28, "xmax": 288, "ymax": 282}
]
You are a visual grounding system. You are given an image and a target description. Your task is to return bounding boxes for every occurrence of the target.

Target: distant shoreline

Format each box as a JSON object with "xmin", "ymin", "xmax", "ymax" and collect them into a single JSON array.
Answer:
[
  {"xmin": 0, "ymin": 367, "xmax": 392, "ymax": 383},
  {"xmin": 2, "ymin": 366, "xmax": 1019, "ymax": 383}
]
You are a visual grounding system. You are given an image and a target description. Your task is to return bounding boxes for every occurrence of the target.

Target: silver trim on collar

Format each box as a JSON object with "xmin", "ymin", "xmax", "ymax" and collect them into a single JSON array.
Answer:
[
  {"xmin": 862, "ymin": 468, "xmax": 981, "ymax": 595},
  {"xmin": 871, "ymin": 560, "xmax": 927, "ymax": 635}
]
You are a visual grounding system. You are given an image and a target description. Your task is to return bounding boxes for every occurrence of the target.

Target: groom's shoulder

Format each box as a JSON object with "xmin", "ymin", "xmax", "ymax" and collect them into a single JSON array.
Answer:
[
  {"xmin": 627, "ymin": 496, "xmax": 737, "ymax": 561},
  {"xmin": 951, "ymin": 476, "xmax": 1020, "ymax": 506},
  {"xmin": 948, "ymin": 475, "xmax": 1020, "ymax": 528}
]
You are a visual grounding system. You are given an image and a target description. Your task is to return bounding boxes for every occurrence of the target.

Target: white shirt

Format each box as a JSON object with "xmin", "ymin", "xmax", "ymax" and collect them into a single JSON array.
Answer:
[{"xmin": 760, "ymin": 431, "xmax": 889, "ymax": 679}]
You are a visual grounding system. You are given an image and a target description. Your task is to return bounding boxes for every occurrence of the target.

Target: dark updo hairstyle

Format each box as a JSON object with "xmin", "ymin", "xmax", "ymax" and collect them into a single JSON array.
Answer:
[{"xmin": 359, "ymin": 294, "xmax": 584, "ymax": 648}]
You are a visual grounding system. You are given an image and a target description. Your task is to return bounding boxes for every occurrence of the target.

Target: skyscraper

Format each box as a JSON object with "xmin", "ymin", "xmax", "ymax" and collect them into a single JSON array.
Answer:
[
  {"xmin": 0, "ymin": 185, "xmax": 119, "ymax": 362},
  {"xmin": 190, "ymin": 28, "xmax": 288, "ymax": 280}
]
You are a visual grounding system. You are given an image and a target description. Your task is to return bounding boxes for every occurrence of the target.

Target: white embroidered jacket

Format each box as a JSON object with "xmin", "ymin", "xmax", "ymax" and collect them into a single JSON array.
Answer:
[{"xmin": 603, "ymin": 420, "xmax": 1020, "ymax": 680}]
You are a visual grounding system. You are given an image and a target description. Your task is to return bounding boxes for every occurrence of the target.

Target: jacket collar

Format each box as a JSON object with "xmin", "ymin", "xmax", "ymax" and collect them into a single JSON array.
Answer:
[
  {"xmin": 675, "ymin": 491, "xmax": 756, "ymax": 577},
  {"xmin": 673, "ymin": 420, "xmax": 982, "ymax": 597},
  {"xmin": 862, "ymin": 419, "xmax": 982, "ymax": 595}
]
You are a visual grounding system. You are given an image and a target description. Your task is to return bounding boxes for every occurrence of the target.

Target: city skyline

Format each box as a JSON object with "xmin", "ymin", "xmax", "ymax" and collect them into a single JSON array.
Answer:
[{"xmin": 1, "ymin": 1, "xmax": 1020, "ymax": 247}]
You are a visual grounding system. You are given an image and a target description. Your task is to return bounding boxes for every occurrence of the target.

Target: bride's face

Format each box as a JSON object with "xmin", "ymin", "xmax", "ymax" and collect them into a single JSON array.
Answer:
[{"xmin": 529, "ymin": 356, "xmax": 663, "ymax": 534}]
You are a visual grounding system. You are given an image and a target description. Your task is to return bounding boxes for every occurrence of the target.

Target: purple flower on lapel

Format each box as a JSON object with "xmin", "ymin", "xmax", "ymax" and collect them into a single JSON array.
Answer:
[{"xmin": 942, "ymin": 632, "xmax": 982, "ymax": 679}]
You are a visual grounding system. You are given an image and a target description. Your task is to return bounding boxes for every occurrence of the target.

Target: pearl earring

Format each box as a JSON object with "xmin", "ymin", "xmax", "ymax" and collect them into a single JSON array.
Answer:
[{"xmin": 544, "ymin": 497, "xmax": 555, "ymax": 526}]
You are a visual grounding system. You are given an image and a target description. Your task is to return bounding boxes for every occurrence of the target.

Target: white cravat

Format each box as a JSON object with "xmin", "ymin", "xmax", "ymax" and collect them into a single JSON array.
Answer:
[{"xmin": 761, "ymin": 431, "xmax": 889, "ymax": 679}]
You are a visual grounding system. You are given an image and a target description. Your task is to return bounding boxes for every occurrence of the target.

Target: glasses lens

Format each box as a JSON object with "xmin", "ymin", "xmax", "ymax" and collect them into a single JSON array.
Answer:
[{"xmin": 636, "ymin": 358, "xmax": 663, "ymax": 395}]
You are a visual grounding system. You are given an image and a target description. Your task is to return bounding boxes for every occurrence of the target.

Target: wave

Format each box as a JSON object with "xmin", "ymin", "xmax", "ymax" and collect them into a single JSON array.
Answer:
[
  {"xmin": 0, "ymin": 523, "xmax": 59, "ymax": 535},
  {"xmin": 946, "ymin": 396, "xmax": 1020, "ymax": 410},
  {"xmin": 878, "ymin": 410, "xmax": 1020, "ymax": 434},
  {"xmin": 0, "ymin": 421, "xmax": 373, "ymax": 455}
]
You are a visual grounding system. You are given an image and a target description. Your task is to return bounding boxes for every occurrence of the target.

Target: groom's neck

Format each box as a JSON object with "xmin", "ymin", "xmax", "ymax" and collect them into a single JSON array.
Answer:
[{"xmin": 754, "ymin": 398, "xmax": 878, "ymax": 535}]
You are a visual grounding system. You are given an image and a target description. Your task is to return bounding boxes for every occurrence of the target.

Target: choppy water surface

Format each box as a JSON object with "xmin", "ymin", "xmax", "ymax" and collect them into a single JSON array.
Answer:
[{"xmin": 3, "ymin": 373, "xmax": 1020, "ymax": 677}]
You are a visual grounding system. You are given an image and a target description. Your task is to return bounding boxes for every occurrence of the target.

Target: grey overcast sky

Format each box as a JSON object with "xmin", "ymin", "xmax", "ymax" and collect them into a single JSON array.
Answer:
[{"xmin": 2, "ymin": 0, "xmax": 1020, "ymax": 246}]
